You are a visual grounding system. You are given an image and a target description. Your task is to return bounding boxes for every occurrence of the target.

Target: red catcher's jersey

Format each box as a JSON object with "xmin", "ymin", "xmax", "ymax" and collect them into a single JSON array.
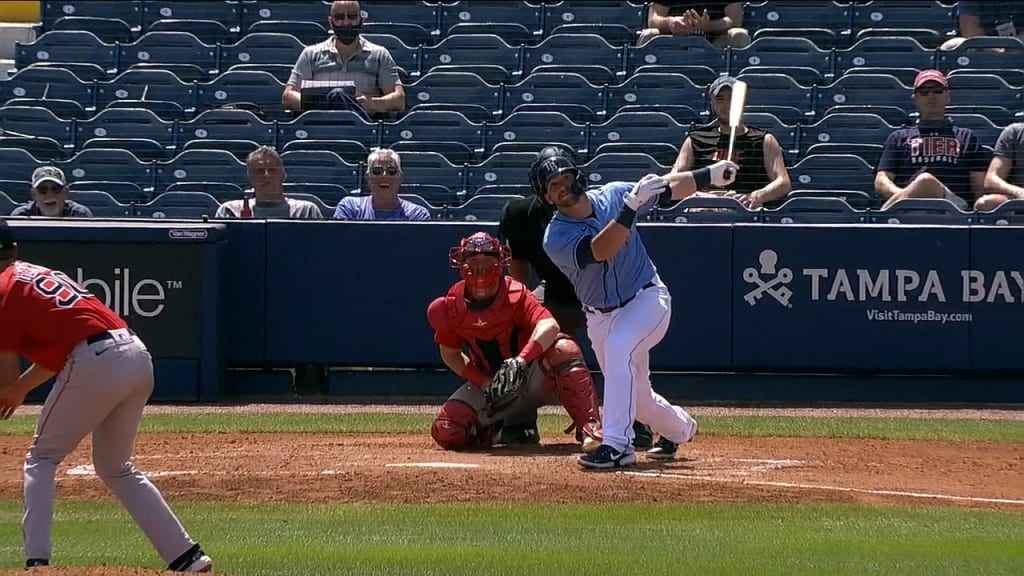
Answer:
[
  {"xmin": 427, "ymin": 277, "xmax": 552, "ymax": 376},
  {"xmin": 0, "ymin": 260, "xmax": 127, "ymax": 372}
]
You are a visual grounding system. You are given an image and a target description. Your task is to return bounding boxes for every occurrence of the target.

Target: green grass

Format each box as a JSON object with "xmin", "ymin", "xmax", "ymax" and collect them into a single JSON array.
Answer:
[
  {"xmin": 0, "ymin": 501, "xmax": 1021, "ymax": 575},
  {"xmin": 0, "ymin": 412, "xmax": 1020, "ymax": 443}
]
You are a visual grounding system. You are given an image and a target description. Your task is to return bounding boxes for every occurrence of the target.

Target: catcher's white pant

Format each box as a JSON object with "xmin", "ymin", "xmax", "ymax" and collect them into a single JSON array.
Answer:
[
  {"xmin": 585, "ymin": 281, "xmax": 697, "ymax": 452},
  {"xmin": 449, "ymin": 361, "xmax": 554, "ymax": 427}
]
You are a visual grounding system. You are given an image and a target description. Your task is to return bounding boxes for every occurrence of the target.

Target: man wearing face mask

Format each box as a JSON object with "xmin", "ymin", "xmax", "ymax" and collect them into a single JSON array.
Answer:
[{"xmin": 282, "ymin": 1, "xmax": 405, "ymax": 117}]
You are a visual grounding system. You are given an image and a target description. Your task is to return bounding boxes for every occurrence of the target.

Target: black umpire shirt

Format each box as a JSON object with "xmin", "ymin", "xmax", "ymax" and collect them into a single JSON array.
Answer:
[{"xmin": 499, "ymin": 196, "xmax": 579, "ymax": 306}]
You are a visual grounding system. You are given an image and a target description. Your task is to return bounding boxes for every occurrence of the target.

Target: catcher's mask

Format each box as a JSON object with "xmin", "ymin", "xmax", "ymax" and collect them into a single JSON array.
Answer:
[
  {"xmin": 529, "ymin": 151, "xmax": 586, "ymax": 202},
  {"xmin": 449, "ymin": 232, "xmax": 509, "ymax": 295}
]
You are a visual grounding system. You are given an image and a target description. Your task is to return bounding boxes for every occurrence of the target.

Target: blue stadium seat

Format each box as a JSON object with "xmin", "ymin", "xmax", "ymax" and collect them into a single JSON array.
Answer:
[
  {"xmin": 814, "ymin": 74, "xmax": 910, "ymax": 118},
  {"xmin": 736, "ymin": 65, "xmax": 824, "ymax": 88},
  {"xmin": 69, "ymin": 180, "xmax": 148, "ymax": 203},
  {"xmin": 853, "ymin": 28, "xmax": 943, "ymax": 50},
  {"xmin": 939, "ymin": 37, "xmax": 1024, "ymax": 74},
  {"xmin": 655, "ymin": 196, "xmax": 757, "ymax": 224},
  {"xmin": 67, "ymin": 190, "xmax": 132, "ymax": 216},
  {"xmin": 799, "ymin": 113, "xmax": 894, "ymax": 163},
  {"xmin": 195, "ymin": 71, "xmax": 286, "ymax": 119},
  {"xmin": 17, "ymin": 61, "xmax": 109, "ymax": 83},
  {"xmin": 397, "ymin": 183, "xmax": 457, "ymax": 207},
  {"xmin": 362, "ymin": 34, "xmax": 421, "ymax": 83},
  {"xmin": 616, "ymin": 103, "xmax": 700, "ymax": 126},
  {"xmin": 398, "ymin": 193, "xmax": 446, "ymax": 220},
  {"xmin": 542, "ymin": 1, "xmax": 645, "ymax": 38},
  {"xmin": 626, "ymin": 34, "xmax": 725, "ymax": 75},
  {"xmin": 42, "ymin": 1, "xmax": 142, "ymax": 32},
  {"xmin": 420, "ymin": 34, "xmax": 521, "ymax": 85},
  {"xmin": 523, "ymin": 35, "xmax": 623, "ymax": 83},
  {"xmin": 1, "ymin": 97, "xmax": 86, "ymax": 123},
  {"xmin": 125, "ymin": 61, "xmax": 208, "ymax": 83},
  {"xmin": 0, "ymin": 136, "xmax": 65, "ymax": 162},
  {"xmin": 105, "ymin": 99, "xmax": 187, "ymax": 121},
  {"xmin": 868, "ymin": 198, "xmax": 969, "ymax": 225},
  {"xmin": 2, "ymin": 64, "xmax": 95, "ymax": 109},
  {"xmin": 119, "ymin": 32, "xmax": 218, "ymax": 76},
  {"xmin": 851, "ymin": 1, "xmax": 956, "ymax": 38},
  {"xmin": 973, "ymin": 199, "xmax": 1024, "ymax": 226},
  {"xmin": 80, "ymin": 137, "xmax": 166, "ymax": 162},
  {"xmin": 155, "ymin": 150, "xmax": 247, "ymax": 191},
  {"xmin": 790, "ymin": 154, "xmax": 875, "ymax": 195},
  {"xmin": 75, "ymin": 107, "xmax": 175, "ymax": 155},
  {"xmin": 841, "ymin": 66, "xmax": 921, "ymax": 88},
  {"xmin": 0, "ymin": 148, "xmax": 45, "ymax": 183},
  {"xmin": 0, "ymin": 192, "xmax": 17, "ymax": 216},
  {"xmin": 438, "ymin": 1, "xmax": 541, "ymax": 40},
  {"xmin": 760, "ymin": 196, "xmax": 866, "ymax": 224},
  {"xmin": 141, "ymin": 1, "xmax": 240, "ymax": 33},
  {"xmin": 406, "ymin": 72, "xmax": 501, "ymax": 122},
  {"xmin": 94, "ymin": 69, "xmax": 193, "ymax": 112},
  {"xmin": 381, "ymin": 110, "xmax": 483, "ymax": 164},
  {"xmin": 606, "ymin": 73, "xmax": 706, "ymax": 120},
  {"xmin": 475, "ymin": 184, "xmax": 532, "ymax": 199},
  {"xmin": 247, "ymin": 21, "xmax": 327, "ymax": 46},
  {"xmin": 181, "ymin": 138, "xmax": 256, "ymax": 161},
  {"xmin": 947, "ymin": 105, "xmax": 1016, "ymax": 128},
  {"xmin": 505, "ymin": 71, "xmax": 606, "ymax": 121},
  {"xmin": 51, "ymin": 16, "xmax": 133, "ymax": 43},
  {"xmin": 743, "ymin": 112, "xmax": 798, "ymax": 157},
  {"xmin": 582, "ymin": 153, "xmax": 666, "ymax": 187},
  {"xmin": 391, "ymin": 141, "xmax": 476, "ymax": 166},
  {"xmin": 445, "ymin": 22, "xmax": 532, "ymax": 47},
  {"xmin": 822, "ymin": 104, "xmax": 910, "ymax": 128},
  {"xmin": 228, "ymin": 63, "xmax": 293, "ymax": 84},
  {"xmin": 735, "ymin": 73, "xmax": 814, "ymax": 119},
  {"xmin": 834, "ymin": 38, "xmax": 935, "ymax": 78},
  {"xmin": 147, "ymin": 19, "xmax": 233, "ymax": 45},
  {"xmin": 177, "ymin": 108, "xmax": 275, "ymax": 148},
  {"xmin": 60, "ymin": 148, "xmax": 153, "ymax": 189},
  {"xmin": 744, "ymin": 1, "xmax": 852, "ymax": 39},
  {"xmin": 15, "ymin": 31, "xmax": 117, "ymax": 73},
  {"xmin": 465, "ymin": 152, "xmax": 537, "ymax": 192},
  {"xmin": 0, "ymin": 107, "xmax": 74, "ymax": 151},
  {"xmin": 788, "ymin": 189, "xmax": 874, "ymax": 209},
  {"xmin": 278, "ymin": 140, "xmax": 364, "ymax": 165},
  {"xmin": 239, "ymin": 1, "xmax": 326, "ymax": 33},
  {"xmin": 484, "ymin": 111, "xmax": 587, "ymax": 158},
  {"xmin": 283, "ymin": 183, "xmax": 347, "ymax": 207},
  {"xmin": 946, "ymin": 74, "xmax": 1021, "ymax": 110},
  {"xmin": 362, "ymin": 1, "xmax": 439, "ymax": 39},
  {"xmin": 221, "ymin": 33, "xmax": 304, "ymax": 69},
  {"xmin": 164, "ymin": 181, "xmax": 243, "ymax": 203},
  {"xmin": 947, "ymin": 114, "xmax": 1005, "ymax": 148},
  {"xmin": 392, "ymin": 151, "xmax": 465, "ymax": 194},
  {"xmin": 447, "ymin": 194, "xmax": 522, "ymax": 222},
  {"xmin": 280, "ymin": 150, "xmax": 361, "ymax": 191},
  {"xmin": 752, "ymin": 27, "xmax": 838, "ymax": 50},
  {"xmin": 590, "ymin": 112, "xmax": 686, "ymax": 166},
  {"xmin": 949, "ymin": 68, "xmax": 1024, "ymax": 89},
  {"xmin": 628, "ymin": 64, "xmax": 718, "ymax": 86},
  {"xmin": 731, "ymin": 38, "xmax": 832, "ymax": 84},
  {"xmin": 282, "ymin": 192, "xmax": 332, "ymax": 216},
  {"xmin": 549, "ymin": 24, "xmax": 636, "ymax": 48},
  {"xmin": 136, "ymin": 191, "xmax": 221, "ymax": 219},
  {"xmin": 278, "ymin": 110, "xmax": 379, "ymax": 150}
]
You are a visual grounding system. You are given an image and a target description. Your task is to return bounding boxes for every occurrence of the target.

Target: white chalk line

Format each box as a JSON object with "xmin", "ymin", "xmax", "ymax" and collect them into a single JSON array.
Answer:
[{"xmin": 622, "ymin": 470, "xmax": 1024, "ymax": 506}]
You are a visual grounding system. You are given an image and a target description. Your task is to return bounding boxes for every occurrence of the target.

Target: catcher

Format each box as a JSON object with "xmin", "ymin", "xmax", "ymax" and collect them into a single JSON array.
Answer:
[{"xmin": 426, "ymin": 231, "xmax": 603, "ymax": 452}]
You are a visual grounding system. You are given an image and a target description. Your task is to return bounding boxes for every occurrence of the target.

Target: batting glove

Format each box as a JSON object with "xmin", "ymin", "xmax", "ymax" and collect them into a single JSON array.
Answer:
[
  {"xmin": 624, "ymin": 174, "xmax": 668, "ymax": 211},
  {"xmin": 709, "ymin": 160, "xmax": 739, "ymax": 188}
]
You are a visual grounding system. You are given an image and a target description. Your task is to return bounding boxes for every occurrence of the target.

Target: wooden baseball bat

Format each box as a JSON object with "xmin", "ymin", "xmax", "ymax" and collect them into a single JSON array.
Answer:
[{"xmin": 726, "ymin": 80, "xmax": 748, "ymax": 162}]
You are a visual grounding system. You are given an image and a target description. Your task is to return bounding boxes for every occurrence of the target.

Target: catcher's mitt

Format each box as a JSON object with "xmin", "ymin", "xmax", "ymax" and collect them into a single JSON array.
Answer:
[{"xmin": 484, "ymin": 358, "xmax": 527, "ymax": 416}]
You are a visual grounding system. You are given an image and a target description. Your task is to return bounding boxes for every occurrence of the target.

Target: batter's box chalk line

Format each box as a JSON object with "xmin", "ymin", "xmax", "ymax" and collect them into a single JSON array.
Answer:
[
  {"xmin": 653, "ymin": 457, "xmax": 807, "ymax": 477},
  {"xmin": 65, "ymin": 464, "xmax": 199, "ymax": 478}
]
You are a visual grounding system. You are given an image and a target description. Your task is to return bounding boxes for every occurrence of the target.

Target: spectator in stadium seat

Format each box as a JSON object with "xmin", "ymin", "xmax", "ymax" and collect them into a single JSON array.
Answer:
[
  {"xmin": 333, "ymin": 148, "xmax": 430, "ymax": 221},
  {"xmin": 941, "ymin": 1, "xmax": 1024, "ymax": 51},
  {"xmin": 215, "ymin": 146, "xmax": 323, "ymax": 219},
  {"xmin": 10, "ymin": 167, "xmax": 92, "ymax": 218},
  {"xmin": 979, "ymin": 123, "xmax": 1024, "ymax": 210},
  {"xmin": 874, "ymin": 70, "xmax": 990, "ymax": 211},
  {"xmin": 282, "ymin": 1, "xmax": 405, "ymax": 116},
  {"xmin": 637, "ymin": 2, "xmax": 750, "ymax": 48},
  {"xmin": 670, "ymin": 75, "xmax": 791, "ymax": 209}
]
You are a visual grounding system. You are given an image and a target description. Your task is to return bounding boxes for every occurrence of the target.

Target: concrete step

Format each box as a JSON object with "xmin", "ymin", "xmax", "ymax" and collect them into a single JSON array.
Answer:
[{"xmin": 0, "ymin": 22, "xmax": 35, "ymax": 61}]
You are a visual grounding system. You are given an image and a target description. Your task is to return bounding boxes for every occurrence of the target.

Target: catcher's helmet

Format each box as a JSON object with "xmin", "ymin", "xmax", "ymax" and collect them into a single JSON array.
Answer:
[
  {"xmin": 449, "ymin": 232, "xmax": 509, "ymax": 294},
  {"xmin": 528, "ymin": 146, "xmax": 586, "ymax": 201}
]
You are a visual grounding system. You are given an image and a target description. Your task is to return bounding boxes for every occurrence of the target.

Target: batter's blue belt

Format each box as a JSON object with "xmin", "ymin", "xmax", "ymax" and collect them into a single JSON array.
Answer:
[
  {"xmin": 86, "ymin": 329, "xmax": 136, "ymax": 345},
  {"xmin": 586, "ymin": 281, "xmax": 656, "ymax": 314}
]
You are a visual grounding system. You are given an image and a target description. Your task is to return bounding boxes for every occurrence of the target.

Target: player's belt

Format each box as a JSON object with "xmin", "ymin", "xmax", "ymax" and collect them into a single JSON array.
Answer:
[
  {"xmin": 587, "ymin": 281, "xmax": 656, "ymax": 314},
  {"xmin": 86, "ymin": 329, "xmax": 137, "ymax": 345}
]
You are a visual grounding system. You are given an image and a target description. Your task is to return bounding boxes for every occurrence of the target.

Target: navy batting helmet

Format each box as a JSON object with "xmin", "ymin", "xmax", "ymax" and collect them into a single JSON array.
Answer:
[{"xmin": 528, "ymin": 147, "xmax": 586, "ymax": 201}]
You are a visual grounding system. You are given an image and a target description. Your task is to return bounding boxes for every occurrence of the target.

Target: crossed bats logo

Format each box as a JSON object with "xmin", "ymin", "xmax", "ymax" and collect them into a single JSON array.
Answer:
[{"xmin": 743, "ymin": 249, "xmax": 794, "ymax": 307}]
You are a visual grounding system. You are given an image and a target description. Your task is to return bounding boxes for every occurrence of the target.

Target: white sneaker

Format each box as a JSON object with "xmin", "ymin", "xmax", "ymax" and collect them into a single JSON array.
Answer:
[{"xmin": 184, "ymin": 554, "xmax": 213, "ymax": 573}]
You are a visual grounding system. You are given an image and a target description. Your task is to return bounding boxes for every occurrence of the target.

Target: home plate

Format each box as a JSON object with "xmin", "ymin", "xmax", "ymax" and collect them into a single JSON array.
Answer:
[{"xmin": 385, "ymin": 462, "xmax": 480, "ymax": 469}]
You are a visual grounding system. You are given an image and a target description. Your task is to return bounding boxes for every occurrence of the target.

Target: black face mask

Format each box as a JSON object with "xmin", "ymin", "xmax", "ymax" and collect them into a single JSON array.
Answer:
[{"xmin": 332, "ymin": 24, "xmax": 361, "ymax": 45}]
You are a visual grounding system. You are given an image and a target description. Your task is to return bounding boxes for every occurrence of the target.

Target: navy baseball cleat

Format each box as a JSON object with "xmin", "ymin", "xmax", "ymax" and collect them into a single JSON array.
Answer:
[
  {"xmin": 646, "ymin": 436, "xmax": 679, "ymax": 460},
  {"xmin": 25, "ymin": 558, "xmax": 48, "ymax": 568},
  {"xmin": 578, "ymin": 445, "xmax": 637, "ymax": 469},
  {"xmin": 632, "ymin": 421, "xmax": 654, "ymax": 449}
]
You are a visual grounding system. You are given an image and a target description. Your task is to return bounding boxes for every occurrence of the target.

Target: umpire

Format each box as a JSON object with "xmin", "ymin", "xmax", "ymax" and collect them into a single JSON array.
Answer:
[{"xmin": 498, "ymin": 146, "xmax": 654, "ymax": 449}]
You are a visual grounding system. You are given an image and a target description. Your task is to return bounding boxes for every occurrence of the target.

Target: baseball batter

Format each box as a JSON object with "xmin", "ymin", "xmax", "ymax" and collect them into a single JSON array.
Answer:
[
  {"xmin": 426, "ymin": 232, "xmax": 603, "ymax": 452},
  {"xmin": 540, "ymin": 154, "xmax": 738, "ymax": 469},
  {"xmin": 0, "ymin": 221, "xmax": 213, "ymax": 572}
]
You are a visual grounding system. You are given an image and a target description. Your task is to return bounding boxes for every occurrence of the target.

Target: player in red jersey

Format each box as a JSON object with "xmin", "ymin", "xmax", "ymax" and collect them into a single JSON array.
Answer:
[
  {"xmin": 426, "ymin": 231, "xmax": 603, "ymax": 452},
  {"xmin": 0, "ymin": 221, "xmax": 213, "ymax": 572}
]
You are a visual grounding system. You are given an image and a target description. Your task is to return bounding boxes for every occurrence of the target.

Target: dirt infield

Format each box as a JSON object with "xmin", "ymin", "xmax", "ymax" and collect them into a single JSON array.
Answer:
[{"xmin": 0, "ymin": 405, "xmax": 1021, "ymax": 575}]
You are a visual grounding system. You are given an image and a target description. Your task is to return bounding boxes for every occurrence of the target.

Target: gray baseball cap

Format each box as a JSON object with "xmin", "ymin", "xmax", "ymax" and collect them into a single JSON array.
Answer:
[{"xmin": 31, "ymin": 166, "xmax": 67, "ymax": 189}]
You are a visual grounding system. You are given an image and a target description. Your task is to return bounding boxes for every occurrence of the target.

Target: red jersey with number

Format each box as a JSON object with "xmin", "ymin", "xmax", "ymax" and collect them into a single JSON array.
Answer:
[
  {"xmin": 0, "ymin": 260, "xmax": 127, "ymax": 372},
  {"xmin": 427, "ymin": 277, "xmax": 552, "ymax": 377}
]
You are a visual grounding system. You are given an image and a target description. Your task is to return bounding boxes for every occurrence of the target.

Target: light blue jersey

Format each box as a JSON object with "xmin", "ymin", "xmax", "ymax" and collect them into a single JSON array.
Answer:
[{"xmin": 542, "ymin": 181, "xmax": 658, "ymax": 309}]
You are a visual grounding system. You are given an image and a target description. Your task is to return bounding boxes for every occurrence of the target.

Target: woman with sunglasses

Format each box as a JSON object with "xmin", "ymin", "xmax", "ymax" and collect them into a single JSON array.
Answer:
[
  {"xmin": 9, "ymin": 167, "xmax": 92, "ymax": 218},
  {"xmin": 333, "ymin": 149, "xmax": 430, "ymax": 221}
]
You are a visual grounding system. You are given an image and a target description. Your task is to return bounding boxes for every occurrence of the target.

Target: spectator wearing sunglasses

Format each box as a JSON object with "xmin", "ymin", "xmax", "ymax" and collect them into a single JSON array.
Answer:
[
  {"xmin": 333, "ymin": 149, "xmax": 430, "ymax": 221},
  {"xmin": 10, "ymin": 167, "xmax": 92, "ymax": 218},
  {"xmin": 874, "ymin": 70, "xmax": 990, "ymax": 211},
  {"xmin": 282, "ymin": 1, "xmax": 405, "ymax": 117},
  {"xmin": 215, "ymin": 146, "xmax": 323, "ymax": 219}
]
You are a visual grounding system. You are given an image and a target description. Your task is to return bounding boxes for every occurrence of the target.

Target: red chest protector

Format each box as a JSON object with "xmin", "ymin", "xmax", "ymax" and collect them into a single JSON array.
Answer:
[{"xmin": 443, "ymin": 277, "xmax": 531, "ymax": 373}]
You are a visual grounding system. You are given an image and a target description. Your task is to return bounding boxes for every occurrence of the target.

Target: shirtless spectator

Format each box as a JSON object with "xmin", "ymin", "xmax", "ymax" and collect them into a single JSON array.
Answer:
[
  {"xmin": 282, "ymin": 1, "xmax": 405, "ymax": 117},
  {"xmin": 637, "ymin": 2, "xmax": 750, "ymax": 48}
]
